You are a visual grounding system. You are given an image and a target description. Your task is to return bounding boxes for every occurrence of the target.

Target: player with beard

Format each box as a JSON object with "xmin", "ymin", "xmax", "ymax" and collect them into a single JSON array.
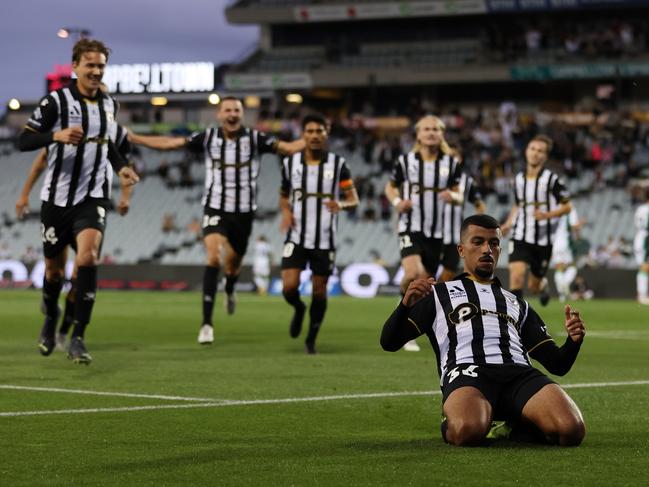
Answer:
[
  {"xmin": 129, "ymin": 97, "xmax": 304, "ymax": 344},
  {"xmin": 381, "ymin": 214, "xmax": 586, "ymax": 446}
]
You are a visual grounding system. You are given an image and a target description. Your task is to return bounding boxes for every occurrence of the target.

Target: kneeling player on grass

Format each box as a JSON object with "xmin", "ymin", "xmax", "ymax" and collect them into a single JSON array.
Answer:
[{"xmin": 380, "ymin": 214, "xmax": 586, "ymax": 446}]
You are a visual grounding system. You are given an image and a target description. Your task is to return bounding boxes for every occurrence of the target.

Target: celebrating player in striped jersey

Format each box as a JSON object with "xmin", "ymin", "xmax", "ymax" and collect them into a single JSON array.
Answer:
[
  {"xmin": 17, "ymin": 39, "xmax": 139, "ymax": 364},
  {"xmin": 502, "ymin": 135, "xmax": 571, "ymax": 305},
  {"xmin": 128, "ymin": 97, "xmax": 304, "ymax": 344},
  {"xmin": 381, "ymin": 214, "xmax": 586, "ymax": 446},
  {"xmin": 634, "ymin": 189, "xmax": 649, "ymax": 305},
  {"xmin": 16, "ymin": 126, "xmax": 133, "ymax": 352},
  {"xmin": 279, "ymin": 114, "xmax": 359, "ymax": 354},
  {"xmin": 384, "ymin": 115, "xmax": 463, "ymax": 351}
]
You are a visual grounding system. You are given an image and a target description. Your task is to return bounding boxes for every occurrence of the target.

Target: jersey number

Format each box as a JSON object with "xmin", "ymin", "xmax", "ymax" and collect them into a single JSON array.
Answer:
[
  {"xmin": 399, "ymin": 235, "xmax": 413, "ymax": 250},
  {"xmin": 447, "ymin": 365, "xmax": 479, "ymax": 384},
  {"xmin": 203, "ymin": 215, "xmax": 221, "ymax": 228},
  {"xmin": 283, "ymin": 242, "xmax": 295, "ymax": 258}
]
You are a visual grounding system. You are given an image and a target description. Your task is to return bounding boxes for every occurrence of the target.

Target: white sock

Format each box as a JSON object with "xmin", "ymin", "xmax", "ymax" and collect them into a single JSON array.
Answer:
[
  {"xmin": 554, "ymin": 270, "xmax": 565, "ymax": 296},
  {"xmin": 638, "ymin": 271, "xmax": 648, "ymax": 299},
  {"xmin": 564, "ymin": 266, "xmax": 577, "ymax": 286}
]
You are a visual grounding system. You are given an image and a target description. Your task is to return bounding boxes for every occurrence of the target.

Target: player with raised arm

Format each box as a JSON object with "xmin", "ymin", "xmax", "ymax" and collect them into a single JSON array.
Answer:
[
  {"xmin": 128, "ymin": 97, "xmax": 304, "ymax": 344},
  {"xmin": 381, "ymin": 214, "xmax": 586, "ymax": 446}
]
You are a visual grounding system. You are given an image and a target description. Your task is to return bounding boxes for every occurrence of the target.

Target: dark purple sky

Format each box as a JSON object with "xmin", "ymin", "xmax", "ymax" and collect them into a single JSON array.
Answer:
[{"xmin": 0, "ymin": 0, "xmax": 257, "ymax": 113}]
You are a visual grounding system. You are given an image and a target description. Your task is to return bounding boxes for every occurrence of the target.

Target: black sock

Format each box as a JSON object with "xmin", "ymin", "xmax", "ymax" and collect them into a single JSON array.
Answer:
[
  {"xmin": 202, "ymin": 266, "xmax": 220, "ymax": 325},
  {"xmin": 42, "ymin": 277, "xmax": 63, "ymax": 335},
  {"xmin": 59, "ymin": 281, "xmax": 76, "ymax": 335},
  {"xmin": 283, "ymin": 289, "xmax": 304, "ymax": 309},
  {"xmin": 306, "ymin": 296, "xmax": 327, "ymax": 344},
  {"xmin": 59, "ymin": 296, "xmax": 76, "ymax": 335},
  {"xmin": 225, "ymin": 274, "xmax": 238, "ymax": 295},
  {"xmin": 511, "ymin": 288, "xmax": 524, "ymax": 299},
  {"xmin": 71, "ymin": 266, "xmax": 97, "ymax": 339},
  {"xmin": 509, "ymin": 421, "xmax": 549, "ymax": 444},
  {"xmin": 441, "ymin": 419, "xmax": 449, "ymax": 444}
]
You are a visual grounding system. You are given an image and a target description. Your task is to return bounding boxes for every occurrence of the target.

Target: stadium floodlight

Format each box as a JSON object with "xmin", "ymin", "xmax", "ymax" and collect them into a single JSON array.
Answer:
[
  {"xmin": 8, "ymin": 99, "xmax": 21, "ymax": 110},
  {"xmin": 286, "ymin": 93, "xmax": 303, "ymax": 104},
  {"xmin": 208, "ymin": 93, "xmax": 221, "ymax": 105},
  {"xmin": 151, "ymin": 96, "xmax": 168, "ymax": 106},
  {"xmin": 57, "ymin": 27, "xmax": 92, "ymax": 40},
  {"xmin": 244, "ymin": 95, "xmax": 260, "ymax": 108}
]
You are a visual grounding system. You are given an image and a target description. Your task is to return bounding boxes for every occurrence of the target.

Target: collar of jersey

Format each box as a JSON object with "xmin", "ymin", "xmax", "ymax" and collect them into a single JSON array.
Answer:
[
  {"xmin": 453, "ymin": 272, "xmax": 501, "ymax": 287},
  {"xmin": 69, "ymin": 81, "xmax": 104, "ymax": 103},
  {"xmin": 218, "ymin": 126, "xmax": 246, "ymax": 139},
  {"xmin": 301, "ymin": 150, "xmax": 329, "ymax": 165}
]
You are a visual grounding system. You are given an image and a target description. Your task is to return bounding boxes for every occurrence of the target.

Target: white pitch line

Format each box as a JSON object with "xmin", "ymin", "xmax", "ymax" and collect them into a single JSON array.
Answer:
[
  {"xmin": 0, "ymin": 384, "xmax": 221, "ymax": 402},
  {"xmin": 562, "ymin": 380, "xmax": 649, "ymax": 389},
  {"xmin": 0, "ymin": 403, "xmax": 219, "ymax": 417},
  {"xmin": 1, "ymin": 379, "xmax": 648, "ymax": 418}
]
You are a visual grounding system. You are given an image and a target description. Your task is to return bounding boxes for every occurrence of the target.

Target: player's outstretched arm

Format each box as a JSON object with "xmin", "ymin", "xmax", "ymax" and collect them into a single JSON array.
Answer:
[
  {"xmin": 526, "ymin": 304, "xmax": 585, "ymax": 376},
  {"xmin": 16, "ymin": 149, "xmax": 47, "ymax": 219},
  {"xmin": 128, "ymin": 131, "xmax": 187, "ymax": 151},
  {"xmin": 276, "ymin": 138, "xmax": 306, "ymax": 156},
  {"xmin": 380, "ymin": 278, "xmax": 435, "ymax": 351}
]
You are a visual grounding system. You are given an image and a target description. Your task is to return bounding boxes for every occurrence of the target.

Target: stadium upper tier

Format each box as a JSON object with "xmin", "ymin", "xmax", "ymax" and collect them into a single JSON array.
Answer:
[{"xmin": 0, "ymin": 144, "xmax": 640, "ymax": 269}]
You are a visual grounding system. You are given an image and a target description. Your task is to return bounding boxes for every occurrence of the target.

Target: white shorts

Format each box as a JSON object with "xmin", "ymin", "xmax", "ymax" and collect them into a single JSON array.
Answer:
[{"xmin": 551, "ymin": 244, "xmax": 573, "ymax": 266}]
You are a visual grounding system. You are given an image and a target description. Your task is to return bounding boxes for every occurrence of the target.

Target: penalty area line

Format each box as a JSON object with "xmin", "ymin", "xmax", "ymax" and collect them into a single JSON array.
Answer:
[{"xmin": 2, "ymin": 379, "xmax": 649, "ymax": 418}]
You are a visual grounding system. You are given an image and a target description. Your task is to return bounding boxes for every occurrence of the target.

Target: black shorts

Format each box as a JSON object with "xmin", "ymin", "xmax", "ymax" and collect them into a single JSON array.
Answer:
[
  {"xmin": 40, "ymin": 199, "xmax": 108, "ymax": 259},
  {"xmin": 281, "ymin": 242, "xmax": 335, "ymax": 276},
  {"xmin": 441, "ymin": 243, "xmax": 460, "ymax": 271},
  {"xmin": 441, "ymin": 363, "xmax": 555, "ymax": 421},
  {"xmin": 399, "ymin": 232, "xmax": 443, "ymax": 275},
  {"xmin": 202, "ymin": 209, "xmax": 253, "ymax": 256},
  {"xmin": 509, "ymin": 241, "xmax": 553, "ymax": 278}
]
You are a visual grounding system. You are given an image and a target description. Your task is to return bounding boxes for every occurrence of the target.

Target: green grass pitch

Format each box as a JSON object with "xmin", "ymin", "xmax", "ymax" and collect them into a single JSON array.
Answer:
[{"xmin": 1, "ymin": 290, "xmax": 648, "ymax": 486}]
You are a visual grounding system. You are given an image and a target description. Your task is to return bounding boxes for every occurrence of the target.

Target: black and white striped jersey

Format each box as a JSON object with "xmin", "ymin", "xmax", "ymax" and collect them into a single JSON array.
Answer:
[
  {"xmin": 25, "ymin": 83, "xmax": 122, "ymax": 207},
  {"xmin": 405, "ymin": 274, "xmax": 552, "ymax": 383},
  {"xmin": 186, "ymin": 127, "xmax": 278, "ymax": 213},
  {"xmin": 511, "ymin": 168, "xmax": 570, "ymax": 246},
  {"xmin": 442, "ymin": 173, "xmax": 482, "ymax": 245},
  {"xmin": 390, "ymin": 151, "xmax": 462, "ymax": 238},
  {"xmin": 280, "ymin": 151, "xmax": 353, "ymax": 250}
]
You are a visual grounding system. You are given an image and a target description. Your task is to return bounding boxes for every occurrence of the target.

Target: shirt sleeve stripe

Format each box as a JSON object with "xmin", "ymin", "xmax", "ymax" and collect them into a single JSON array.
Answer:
[
  {"xmin": 407, "ymin": 318, "xmax": 422, "ymax": 334},
  {"xmin": 527, "ymin": 337, "xmax": 555, "ymax": 354}
]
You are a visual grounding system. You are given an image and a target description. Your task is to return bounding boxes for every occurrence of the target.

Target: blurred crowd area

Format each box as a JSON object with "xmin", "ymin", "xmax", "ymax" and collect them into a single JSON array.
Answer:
[
  {"xmin": 254, "ymin": 102, "xmax": 649, "ymax": 204},
  {"xmin": 487, "ymin": 18, "xmax": 644, "ymax": 62},
  {"xmin": 2, "ymin": 100, "xmax": 648, "ymax": 270}
]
